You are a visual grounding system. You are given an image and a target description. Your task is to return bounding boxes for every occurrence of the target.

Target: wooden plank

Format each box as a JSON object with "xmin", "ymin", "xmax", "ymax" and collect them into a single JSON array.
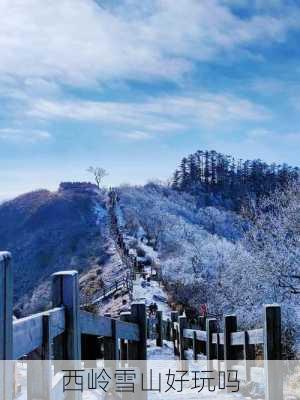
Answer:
[
  {"xmin": 156, "ymin": 311, "xmax": 163, "ymax": 347},
  {"xmin": 218, "ymin": 333, "xmax": 224, "ymax": 345},
  {"xmin": 0, "ymin": 252, "xmax": 13, "ymax": 400},
  {"xmin": 131, "ymin": 303, "xmax": 147, "ymax": 400},
  {"xmin": 224, "ymin": 315, "xmax": 237, "ymax": 391},
  {"xmin": 13, "ymin": 312, "xmax": 43, "ymax": 360},
  {"xmin": 165, "ymin": 319, "xmax": 171, "ymax": 341},
  {"xmin": 104, "ymin": 320, "xmax": 119, "ymax": 360},
  {"xmin": 0, "ymin": 252, "xmax": 13, "ymax": 359},
  {"xmin": 184, "ymin": 329, "xmax": 207, "ymax": 342},
  {"xmin": 120, "ymin": 313, "xmax": 131, "ymax": 361},
  {"xmin": 27, "ymin": 314, "xmax": 52, "ymax": 400},
  {"xmin": 81, "ymin": 334, "xmax": 97, "ymax": 368},
  {"xmin": 195, "ymin": 330, "xmax": 207, "ymax": 342},
  {"xmin": 224, "ymin": 315, "xmax": 237, "ymax": 360},
  {"xmin": 243, "ymin": 331, "xmax": 255, "ymax": 383},
  {"xmin": 230, "ymin": 331, "xmax": 244, "ymax": 346},
  {"xmin": 52, "ymin": 271, "xmax": 81, "ymax": 400},
  {"xmin": 183, "ymin": 328, "xmax": 194, "ymax": 339},
  {"xmin": 49, "ymin": 307, "xmax": 66, "ymax": 339},
  {"xmin": 248, "ymin": 328, "xmax": 264, "ymax": 345},
  {"xmin": 13, "ymin": 308, "xmax": 65, "ymax": 359},
  {"xmin": 79, "ymin": 311, "xmax": 112, "ymax": 337},
  {"xmin": 213, "ymin": 333, "xmax": 224, "ymax": 345},
  {"xmin": 116, "ymin": 320, "xmax": 139, "ymax": 341},
  {"xmin": 178, "ymin": 316, "xmax": 187, "ymax": 360},
  {"xmin": 120, "ymin": 311, "xmax": 138, "ymax": 366},
  {"xmin": 230, "ymin": 329, "xmax": 264, "ymax": 346},
  {"xmin": 206, "ymin": 319, "xmax": 217, "ymax": 370},
  {"xmin": 264, "ymin": 305, "xmax": 282, "ymax": 400},
  {"xmin": 212, "ymin": 333, "xmax": 218, "ymax": 344},
  {"xmin": 216, "ymin": 333, "xmax": 222, "ymax": 372},
  {"xmin": 131, "ymin": 302, "xmax": 147, "ymax": 360},
  {"xmin": 192, "ymin": 331, "xmax": 197, "ymax": 361},
  {"xmin": 52, "ymin": 271, "xmax": 81, "ymax": 360},
  {"xmin": 264, "ymin": 305, "xmax": 281, "ymax": 359}
]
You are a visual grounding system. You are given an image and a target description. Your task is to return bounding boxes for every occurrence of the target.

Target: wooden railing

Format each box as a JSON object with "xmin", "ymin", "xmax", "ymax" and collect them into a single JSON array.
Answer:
[
  {"xmin": 153, "ymin": 306, "xmax": 282, "ymax": 400},
  {"xmin": 0, "ymin": 252, "xmax": 147, "ymax": 400},
  {"xmin": 82, "ymin": 275, "xmax": 134, "ymax": 307}
]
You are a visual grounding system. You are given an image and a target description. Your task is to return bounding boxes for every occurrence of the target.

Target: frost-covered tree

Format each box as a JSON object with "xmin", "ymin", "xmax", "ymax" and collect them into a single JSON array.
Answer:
[
  {"xmin": 87, "ymin": 166, "xmax": 108, "ymax": 189},
  {"xmin": 116, "ymin": 178, "xmax": 299, "ymax": 351},
  {"xmin": 243, "ymin": 183, "xmax": 300, "ymax": 300}
]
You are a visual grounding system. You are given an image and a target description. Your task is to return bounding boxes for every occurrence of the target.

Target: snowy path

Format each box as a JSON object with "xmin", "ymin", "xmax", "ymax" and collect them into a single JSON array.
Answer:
[
  {"xmin": 133, "ymin": 274, "xmax": 175, "ymax": 359},
  {"xmin": 131, "ymin": 245, "xmax": 243, "ymax": 399},
  {"xmin": 132, "ymin": 278, "xmax": 243, "ymax": 399},
  {"xmin": 133, "ymin": 279, "xmax": 171, "ymax": 318}
]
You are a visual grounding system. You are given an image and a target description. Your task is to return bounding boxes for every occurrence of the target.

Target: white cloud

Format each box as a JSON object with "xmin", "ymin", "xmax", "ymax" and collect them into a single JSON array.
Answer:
[
  {"xmin": 0, "ymin": 128, "xmax": 51, "ymax": 143},
  {"xmin": 124, "ymin": 131, "xmax": 153, "ymax": 141},
  {"xmin": 25, "ymin": 92, "xmax": 269, "ymax": 140},
  {"xmin": 0, "ymin": 0, "xmax": 299, "ymax": 89}
]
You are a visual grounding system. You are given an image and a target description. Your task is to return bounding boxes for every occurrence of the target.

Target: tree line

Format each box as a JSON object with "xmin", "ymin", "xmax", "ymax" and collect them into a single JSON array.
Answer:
[{"xmin": 172, "ymin": 150, "xmax": 299, "ymax": 209}]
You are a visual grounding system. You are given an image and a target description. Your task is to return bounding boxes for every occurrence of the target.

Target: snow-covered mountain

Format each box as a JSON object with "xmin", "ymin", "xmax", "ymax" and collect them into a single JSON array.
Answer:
[
  {"xmin": 1, "ymin": 171, "xmax": 299, "ymax": 353},
  {"xmin": 0, "ymin": 183, "xmax": 111, "ymax": 315},
  {"xmin": 116, "ymin": 182, "xmax": 300, "ymax": 352}
]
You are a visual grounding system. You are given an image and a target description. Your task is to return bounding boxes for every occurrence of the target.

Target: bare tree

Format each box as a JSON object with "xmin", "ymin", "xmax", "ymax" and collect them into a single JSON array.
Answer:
[{"xmin": 87, "ymin": 166, "xmax": 108, "ymax": 189}]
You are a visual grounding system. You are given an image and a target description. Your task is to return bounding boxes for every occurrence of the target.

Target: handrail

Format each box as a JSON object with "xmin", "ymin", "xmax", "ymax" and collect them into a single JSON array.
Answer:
[
  {"xmin": 183, "ymin": 328, "xmax": 207, "ymax": 342},
  {"xmin": 81, "ymin": 276, "xmax": 132, "ymax": 308},
  {"xmin": 80, "ymin": 311, "xmax": 112, "ymax": 337},
  {"xmin": 13, "ymin": 307, "xmax": 65, "ymax": 359}
]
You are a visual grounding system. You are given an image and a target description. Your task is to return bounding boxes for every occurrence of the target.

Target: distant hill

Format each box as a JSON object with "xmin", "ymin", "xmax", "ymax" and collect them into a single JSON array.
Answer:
[
  {"xmin": 0, "ymin": 183, "xmax": 107, "ymax": 315},
  {"xmin": 172, "ymin": 150, "xmax": 299, "ymax": 210}
]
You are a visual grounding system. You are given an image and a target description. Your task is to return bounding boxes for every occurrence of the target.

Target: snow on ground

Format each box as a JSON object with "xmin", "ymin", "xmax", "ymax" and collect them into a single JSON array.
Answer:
[
  {"xmin": 133, "ymin": 278, "xmax": 171, "ymax": 319},
  {"xmin": 139, "ymin": 241, "xmax": 160, "ymax": 264},
  {"xmin": 130, "ymin": 241, "xmax": 243, "ymax": 399},
  {"xmin": 147, "ymin": 340, "xmax": 175, "ymax": 360}
]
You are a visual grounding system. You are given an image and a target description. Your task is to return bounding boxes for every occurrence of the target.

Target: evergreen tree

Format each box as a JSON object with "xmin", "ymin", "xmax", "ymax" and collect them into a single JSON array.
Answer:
[{"xmin": 172, "ymin": 149, "xmax": 299, "ymax": 210}]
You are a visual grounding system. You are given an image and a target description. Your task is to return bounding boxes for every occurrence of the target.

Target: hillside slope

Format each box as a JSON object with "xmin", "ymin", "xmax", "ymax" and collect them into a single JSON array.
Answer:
[
  {"xmin": 116, "ymin": 183, "xmax": 300, "ymax": 344},
  {"xmin": 0, "ymin": 183, "xmax": 109, "ymax": 315}
]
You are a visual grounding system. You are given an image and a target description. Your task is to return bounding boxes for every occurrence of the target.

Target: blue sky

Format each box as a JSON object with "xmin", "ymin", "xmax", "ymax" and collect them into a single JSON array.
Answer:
[{"xmin": 1, "ymin": 0, "xmax": 300, "ymax": 199}]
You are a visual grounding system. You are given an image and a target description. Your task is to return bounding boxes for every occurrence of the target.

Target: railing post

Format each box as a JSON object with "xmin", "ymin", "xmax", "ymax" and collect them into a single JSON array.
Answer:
[
  {"xmin": 131, "ymin": 302, "xmax": 147, "ymax": 360},
  {"xmin": 224, "ymin": 315, "xmax": 237, "ymax": 362},
  {"xmin": 178, "ymin": 316, "xmax": 186, "ymax": 360},
  {"xmin": 131, "ymin": 303, "xmax": 147, "ymax": 400},
  {"xmin": 156, "ymin": 311, "xmax": 163, "ymax": 347},
  {"xmin": 243, "ymin": 331, "xmax": 255, "ymax": 383},
  {"xmin": 120, "ymin": 312, "xmax": 131, "ymax": 361},
  {"xmin": 103, "ymin": 314, "xmax": 119, "ymax": 361},
  {"xmin": 264, "ymin": 304, "xmax": 282, "ymax": 400},
  {"xmin": 206, "ymin": 318, "xmax": 217, "ymax": 371},
  {"xmin": 170, "ymin": 311, "xmax": 178, "ymax": 355},
  {"xmin": 192, "ymin": 331, "xmax": 197, "ymax": 361},
  {"xmin": 198, "ymin": 316, "xmax": 205, "ymax": 330},
  {"xmin": 165, "ymin": 318, "xmax": 171, "ymax": 341},
  {"xmin": 224, "ymin": 315, "xmax": 237, "ymax": 390},
  {"xmin": 27, "ymin": 314, "xmax": 52, "ymax": 400},
  {"xmin": 0, "ymin": 252, "xmax": 13, "ymax": 360},
  {"xmin": 0, "ymin": 252, "xmax": 13, "ymax": 400},
  {"xmin": 52, "ymin": 270, "xmax": 81, "ymax": 396},
  {"xmin": 81, "ymin": 333, "xmax": 97, "ymax": 368}
]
